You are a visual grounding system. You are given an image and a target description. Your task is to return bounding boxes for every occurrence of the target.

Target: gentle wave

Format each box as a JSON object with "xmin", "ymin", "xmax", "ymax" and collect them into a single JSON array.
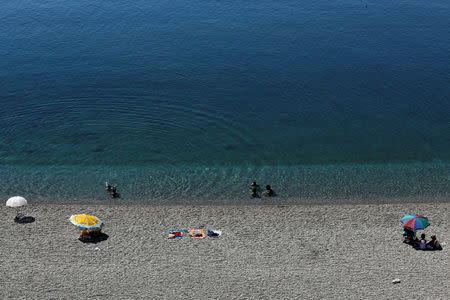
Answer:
[{"xmin": 0, "ymin": 161, "xmax": 448, "ymax": 204}]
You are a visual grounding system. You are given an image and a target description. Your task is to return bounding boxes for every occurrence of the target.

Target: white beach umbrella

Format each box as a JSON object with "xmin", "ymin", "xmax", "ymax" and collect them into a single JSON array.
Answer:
[{"xmin": 6, "ymin": 196, "xmax": 28, "ymax": 208}]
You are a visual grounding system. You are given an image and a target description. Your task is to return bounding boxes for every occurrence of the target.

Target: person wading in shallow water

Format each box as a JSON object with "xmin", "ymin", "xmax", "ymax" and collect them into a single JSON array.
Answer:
[
  {"xmin": 106, "ymin": 183, "xmax": 119, "ymax": 198},
  {"xmin": 110, "ymin": 186, "xmax": 119, "ymax": 198},
  {"xmin": 250, "ymin": 181, "xmax": 260, "ymax": 198},
  {"xmin": 265, "ymin": 185, "xmax": 275, "ymax": 196}
]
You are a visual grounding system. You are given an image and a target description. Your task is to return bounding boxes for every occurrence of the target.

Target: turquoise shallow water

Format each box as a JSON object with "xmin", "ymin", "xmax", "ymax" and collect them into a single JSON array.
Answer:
[
  {"xmin": 1, "ymin": 162, "xmax": 449, "ymax": 204},
  {"xmin": 1, "ymin": 0, "xmax": 449, "ymax": 203}
]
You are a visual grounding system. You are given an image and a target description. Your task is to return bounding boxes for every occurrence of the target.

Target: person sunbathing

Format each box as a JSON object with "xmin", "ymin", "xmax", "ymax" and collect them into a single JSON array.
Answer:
[
  {"xmin": 14, "ymin": 213, "xmax": 26, "ymax": 223},
  {"xmin": 15, "ymin": 212, "xmax": 25, "ymax": 220},
  {"xmin": 207, "ymin": 230, "xmax": 220, "ymax": 237}
]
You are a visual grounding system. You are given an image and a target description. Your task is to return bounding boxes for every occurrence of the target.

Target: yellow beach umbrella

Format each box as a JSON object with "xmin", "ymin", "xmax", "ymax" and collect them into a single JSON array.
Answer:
[{"xmin": 70, "ymin": 214, "xmax": 103, "ymax": 231}]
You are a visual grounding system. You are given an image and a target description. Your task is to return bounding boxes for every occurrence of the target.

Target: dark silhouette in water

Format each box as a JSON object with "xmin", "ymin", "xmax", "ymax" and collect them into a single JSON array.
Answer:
[
  {"xmin": 106, "ymin": 182, "xmax": 120, "ymax": 198},
  {"xmin": 110, "ymin": 186, "xmax": 120, "ymax": 198},
  {"xmin": 251, "ymin": 187, "xmax": 259, "ymax": 198},
  {"xmin": 265, "ymin": 185, "xmax": 275, "ymax": 196}
]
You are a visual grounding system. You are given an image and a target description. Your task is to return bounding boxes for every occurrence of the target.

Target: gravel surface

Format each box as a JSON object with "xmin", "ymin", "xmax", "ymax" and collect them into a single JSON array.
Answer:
[{"xmin": 1, "ymin": 202, "xmax": 449, "ymax": 299}]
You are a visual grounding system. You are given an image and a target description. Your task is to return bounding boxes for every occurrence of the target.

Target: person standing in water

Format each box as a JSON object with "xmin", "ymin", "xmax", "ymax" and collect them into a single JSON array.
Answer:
[
  {"xmin": 110, "ymin": 186, "xmax": 119, "ymax": 198},
  {"xmin": 250, "ymin": 181, "xmax": 260, "ymax": 198}
]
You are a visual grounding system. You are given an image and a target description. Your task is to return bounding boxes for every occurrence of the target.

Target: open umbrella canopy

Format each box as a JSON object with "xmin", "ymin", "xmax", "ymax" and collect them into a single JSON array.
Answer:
[
  {"xmin": 401, "ymin": 214, "xmax": 428, "ymax": 226},
  {"xmin": 70, "ymin": 214, "xmax": 102, "ymax": 231},
  {"xmin": 402, "ymin": 215, "xmax": 430, "ymax": 231},
  {"xmin": 6, "ymin": 196, "xmax": 28, "ymax": 208}
]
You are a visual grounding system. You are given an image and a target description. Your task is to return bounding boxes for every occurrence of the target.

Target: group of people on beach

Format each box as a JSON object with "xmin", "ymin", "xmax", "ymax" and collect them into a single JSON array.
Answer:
[
  {"xmin": 403, "ymin": 228, "xmax": 442, "ymax": 251},
  {"xmin": 250, "ymin": 181, "xmax": 275, "ymax": 198}
]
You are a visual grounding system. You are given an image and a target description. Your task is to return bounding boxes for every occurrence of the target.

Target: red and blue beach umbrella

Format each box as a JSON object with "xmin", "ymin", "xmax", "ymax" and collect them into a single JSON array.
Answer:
[{"xmin": 401, "ymin": 214, "xmax": 429, "ymax": 231}]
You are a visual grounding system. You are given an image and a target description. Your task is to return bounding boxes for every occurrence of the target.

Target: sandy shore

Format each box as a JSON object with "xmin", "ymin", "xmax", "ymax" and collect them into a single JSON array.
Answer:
[{"xmin": 1, "ymin": 202, "xmax": 449, "ymax": 299}]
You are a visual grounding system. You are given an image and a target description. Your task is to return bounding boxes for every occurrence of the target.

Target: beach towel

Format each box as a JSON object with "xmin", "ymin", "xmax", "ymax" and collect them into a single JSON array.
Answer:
[
  {"xmin": 188, "ymin": 229, "xmax": 205, "ymax": 239},
  {"xmin": 207, "ymin": 230, "xmax": 222, "ymax": 238},
  {"xmin": 168, "ymin": 230, "xmax": 183, "ymax": 239}
]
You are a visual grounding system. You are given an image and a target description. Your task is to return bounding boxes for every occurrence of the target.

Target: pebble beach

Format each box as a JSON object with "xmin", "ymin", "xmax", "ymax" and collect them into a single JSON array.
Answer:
[
  {"xmin": 2, "ymin": 0, "xmax": 450, "ymax": 299},
  {"xmin": 1, "ymin": 201, "xmax": 449, "ymax": 299}
]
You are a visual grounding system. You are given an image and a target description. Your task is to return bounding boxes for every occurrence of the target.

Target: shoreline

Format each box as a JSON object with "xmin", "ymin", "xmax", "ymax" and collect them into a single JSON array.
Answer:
[
  {"xmin": 1, "ymin": 161, "xmax": 449, "ymax": 205},
  {"xmin": 15, "ymin": 195, "xmax": 450, "ymax": 206},
  {"xmin": 2, "ymin": 201, "xmax": 449, "ymax": 299}
]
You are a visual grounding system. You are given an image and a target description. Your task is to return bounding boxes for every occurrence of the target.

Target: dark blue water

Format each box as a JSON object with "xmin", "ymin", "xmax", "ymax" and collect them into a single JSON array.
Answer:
[{"xmin": 1, "ymin": 0, "xmax": 449, "ymax": 204}]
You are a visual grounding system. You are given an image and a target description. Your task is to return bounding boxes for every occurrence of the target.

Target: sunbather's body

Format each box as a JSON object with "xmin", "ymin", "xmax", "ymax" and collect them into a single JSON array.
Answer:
[
  {"xmin": 15, "ymin": 212, "xmax": 25, "ymax": 220},
  {"xmin": 189, "ymin": 229, "xmax": 205, "ymax": 239},
  {"xmin": 168, "ymin": 230, "xmax": 183, "ymax": 239},
  {"xmin": 14, "ymin": 213, "xmax": 27, "ymax": 223},
  {"xmin": 207, "ymin": 230, "xmax": 221, "ymax": 237}
]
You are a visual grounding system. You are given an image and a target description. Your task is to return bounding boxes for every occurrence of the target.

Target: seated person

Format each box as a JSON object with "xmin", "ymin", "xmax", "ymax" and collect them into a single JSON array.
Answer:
[
  {"xmin": 79, "ymin": 230, "xmax": 90, "ymax": 240},
  {"xmin": 417, "ymin": 233, "xmax": 427, "ymax": 250},
  {"xmin": 403, "ymin": 228, "xmax": 416, "ymax": 244},
  {"xmin": 265, "ymin": 185, "xmax": 275, "ymax": 196},
  {"xmin": 427, "ymin": 234, "xmax": 442, "ymax": 250}
]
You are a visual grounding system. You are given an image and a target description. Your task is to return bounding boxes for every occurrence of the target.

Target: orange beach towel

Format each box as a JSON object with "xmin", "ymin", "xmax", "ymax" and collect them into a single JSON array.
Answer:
[{"xmin": 188, "ymin": 229, "xmax": 205, "ymax": 239}]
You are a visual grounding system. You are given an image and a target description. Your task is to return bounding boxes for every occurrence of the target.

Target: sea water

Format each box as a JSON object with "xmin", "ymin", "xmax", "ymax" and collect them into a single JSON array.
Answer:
[{"xmin": 1, "ymin": 0, "xmax": 449, "ymax": 204}]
